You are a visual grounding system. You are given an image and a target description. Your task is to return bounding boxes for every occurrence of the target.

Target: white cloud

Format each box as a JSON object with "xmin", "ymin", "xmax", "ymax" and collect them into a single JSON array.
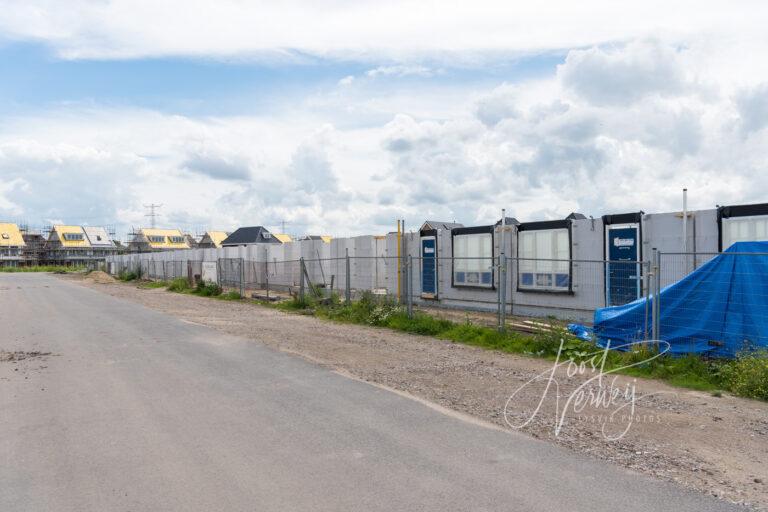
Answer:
[
  {"xmin": 735, "ymin": 83, "xmax": 768, "ymax": 135},
  {"xmin": 1, "ymin": 1, "xmax": 767, "ymax": 61},
  {"xmin": 2, "ymin": 38, "xmax": 768, "ymax": 237},
  {"xmin": 366, "ymin": 65, "xmax": 434, "ymax": 78},
  {"xmin": 558, "ymin": 40, "xmax": 688, "ymax": 105}
]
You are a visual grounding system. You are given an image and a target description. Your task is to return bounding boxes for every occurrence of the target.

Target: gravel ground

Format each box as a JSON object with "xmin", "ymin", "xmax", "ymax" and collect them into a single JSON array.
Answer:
[{"xmin": 69, "ymin": 275, "xmax": 768, "ymax": 510}]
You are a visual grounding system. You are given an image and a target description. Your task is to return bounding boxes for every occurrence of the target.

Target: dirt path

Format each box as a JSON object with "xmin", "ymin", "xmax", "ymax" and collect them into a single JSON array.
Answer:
[{"xmin": 69, "ymin": 275, "xmax": 768, "ymax": 509}]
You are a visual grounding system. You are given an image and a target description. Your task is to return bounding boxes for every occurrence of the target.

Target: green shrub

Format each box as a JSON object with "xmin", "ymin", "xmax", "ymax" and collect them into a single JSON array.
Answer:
[
  {"xmin": 721, "ymin": 350, "xmax": 768, "ymax": 400},
  {"xmin": 194, "ymin": 280, "xmax": 222, "ymax": 297},
  {"xmin": 167, "ymin": 278, "xmax": 191, "ymax": 293},
  {"xmin": 219, "ymin": 290, "xmax": 242, "ymax": 300},
  {"xmin": 118, "ymin": 270, "xmax": 138, "ymax": 281}
]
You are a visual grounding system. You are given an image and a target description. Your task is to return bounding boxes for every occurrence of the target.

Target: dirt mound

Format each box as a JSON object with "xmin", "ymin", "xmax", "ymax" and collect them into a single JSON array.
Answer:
[{"xmin": 87, "ymin": 271, "xmax": 117, "ymax": 284}]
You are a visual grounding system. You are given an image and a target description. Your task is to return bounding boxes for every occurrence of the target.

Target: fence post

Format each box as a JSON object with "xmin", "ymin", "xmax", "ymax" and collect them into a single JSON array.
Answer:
[
  {"xmin": 643, "ymin": 260, "xmax": 650, "ymax": 342},
  {"xmin": 651, "ymin": 249, "xmax": 660, "ymax": 349},
  {"xmin": 655, "ymin": 250, "xmax": 662, "ymax": 352},
  {"xmin": 240, "ymin": 257, "xmax": 244, "ymax": 298},
  {"xmin": 498, "ymin": 255, "xmax": 507, "ymax": 332},
  {"xmin": 345, "ymin": 249, "xmax": 351, "ymax": 305},
  {"xmin": 406, "ymin": 255, "xmax": 414, "ymax": 318},
  {"xmin": 264, "ymin": 259, "xmax": 270, "ymax": 299},
  {"xmin": 299, "ymin": 257, "xmax": 305, "ymax": 302}
]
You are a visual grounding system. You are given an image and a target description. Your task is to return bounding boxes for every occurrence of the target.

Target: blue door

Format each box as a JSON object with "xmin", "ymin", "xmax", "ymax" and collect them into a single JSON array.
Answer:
[
  {"xmin": 606, "ymin": 226, "xmax": 640, "ymax": 306},
  {"xmin": 421, "ymin": 237, "xmax": 437, "ymax": 297}
]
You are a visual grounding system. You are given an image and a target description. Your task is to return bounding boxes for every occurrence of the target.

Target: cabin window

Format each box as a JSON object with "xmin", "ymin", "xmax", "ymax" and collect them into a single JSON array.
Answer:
[
  {"xmin": 169, "ymin": 236, "xmax": 185, "ymax": 244},
  {"xmin": 518, "ymin": 228, "xmax": 570, "ymax": 291},
  {"xmin": 452, "ymin": 231, "xmax": 493, "ymax": 288},
  {"xmin": 721, "ymin": 215, "xmax": 768, "ymax": 250},
  {"xmin": 148, "ymin": 235, "xmax": 166, "ymax": 243},
  {"xmin": 63, "ymin": 233, "xmax": 84, "ymax": 241}
]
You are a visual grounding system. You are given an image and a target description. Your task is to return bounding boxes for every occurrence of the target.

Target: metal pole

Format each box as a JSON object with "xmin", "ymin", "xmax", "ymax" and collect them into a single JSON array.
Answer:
[
  {"xmin": 240, "ymin": 257, "xmax": 244, "ymax": 298},
  {"xmin": 299, "ymin": 257, "xmax": 305, "ymax": 302},
  {"xmin": 407, "ymin": 255, "xmax": 414, "ymax": 318},
  {"xmin": 682, "ymin": 188, "xmax": 688, "ymax": 274},
  {"xmin": 265, "ymin": 259, "xmax": 269, "ymax": 299},
  {"xmin": 656, "ymin": 250, "xmax": 663, "ymax": 352},
  {"xmin": 682, "ymin": 188, "xmax": 688, "ymax": 254},
  {"xmin": 499, "ymin": 210, "xmax": 507, "ymax": 332},
  {"xmin": 345, "ymin": 248, "xmax": 351, "ymax": 305},
  {"xmin": 643, "ymin": 260, "xmax": 650, "ymax": 341},
  {"xmin": 396, "ymin": 219, "xmax": 402, "ymax": 302}
]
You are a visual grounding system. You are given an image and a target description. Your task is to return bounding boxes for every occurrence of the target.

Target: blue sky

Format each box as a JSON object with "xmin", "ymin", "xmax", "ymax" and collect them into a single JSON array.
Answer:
[
  {"xmin": 0, "ymin": 1, "xmax": 767, "ymax": 239},
  {"xmin": 0, "ymin": 41, "xmax": 564, "ymax": 118}
]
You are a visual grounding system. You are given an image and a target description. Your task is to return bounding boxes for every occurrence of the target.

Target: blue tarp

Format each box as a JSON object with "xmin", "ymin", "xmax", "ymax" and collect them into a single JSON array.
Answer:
[{"xmin": 588, "ymin": 241, "xmax": 768, "ymax": 358}]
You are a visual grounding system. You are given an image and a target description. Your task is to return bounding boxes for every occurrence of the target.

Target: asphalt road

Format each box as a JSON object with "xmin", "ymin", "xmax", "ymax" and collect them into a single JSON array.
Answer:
[{"xmin": 0, "ymin": 273, "xmax": 740, "ymax": 511}]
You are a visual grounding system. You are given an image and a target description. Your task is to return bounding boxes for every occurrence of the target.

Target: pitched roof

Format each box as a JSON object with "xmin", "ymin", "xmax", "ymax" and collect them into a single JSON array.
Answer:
[
  {"xmin": 138, "ymin": 228, "xmax": 190, "ymax": 249},
  {"xmin": 0, "ymin": 223, "xmax": 25, "ymax": 247},
  {"xmin": 297, "ymin": 235, "xmax": 332, "ymax": 243},
  {"xmin": 51, "ymin": 225, "xmax": 90, "ymax": 248},
  {"xmin": 420, "ymin": 220, "xmax": 464, "ymax": 232},
  {"xmin": 201, "ymin": 231, "xmax": 230, "ymax": 247},
  {"xmin": 221, "ymin": 226, "xmax": 281, "ymax": 245},
  {"xmin": 494, "ymin": 217, "xmax": 520, "ymax": 227},
  {"xmin": 273, "ymin": 233, "xmax": 293, "ymax": 243},
  {"xmin": 83, "ymin": 226, "xmax": 115, "ymax": 247}
]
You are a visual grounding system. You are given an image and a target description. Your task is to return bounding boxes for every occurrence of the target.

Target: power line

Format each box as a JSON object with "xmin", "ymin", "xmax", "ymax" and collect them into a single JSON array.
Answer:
[{"xmin": 143, "ymin": 203, "xmax": 162, "ymax": 229}]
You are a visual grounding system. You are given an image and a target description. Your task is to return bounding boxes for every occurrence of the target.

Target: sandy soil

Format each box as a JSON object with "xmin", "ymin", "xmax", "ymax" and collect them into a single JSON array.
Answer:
[{"xmin": 68, "ymin": 276, "xmax": 768, "ymax": 509}]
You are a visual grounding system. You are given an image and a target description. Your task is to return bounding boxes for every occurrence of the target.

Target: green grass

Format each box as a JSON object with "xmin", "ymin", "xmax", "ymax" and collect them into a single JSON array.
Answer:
[
  {"xmin": 269, "ymin": 291, "xmax": 768, "ymax": 401},
  {"xmin": 0, "ymin": 265, "xmax": 85, "ymax": 273},
  {"xmin": 137, "ymin": 280, "xmax": 169, "ymax": 289},
  {"xmin": 217, "ymin": 290, "xmax": 242, "ymax": 301}
]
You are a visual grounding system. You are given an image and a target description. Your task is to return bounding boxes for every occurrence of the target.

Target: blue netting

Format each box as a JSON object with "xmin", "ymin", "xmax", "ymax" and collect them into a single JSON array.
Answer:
[{"xmin": 583, "ymin": 242, "xmax": 768, "ymax": 358}]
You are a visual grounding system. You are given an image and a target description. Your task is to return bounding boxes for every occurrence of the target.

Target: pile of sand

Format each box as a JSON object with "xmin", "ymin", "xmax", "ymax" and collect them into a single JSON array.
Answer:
[{"xmin": 87, "ymin": 271, "xmax": 117, "ymax": 284}]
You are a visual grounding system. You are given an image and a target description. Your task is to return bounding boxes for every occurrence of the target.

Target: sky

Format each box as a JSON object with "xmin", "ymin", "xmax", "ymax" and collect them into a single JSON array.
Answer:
[{"xmin": 1, "ymin": 1, "xmax": 768, "ymax": 240}]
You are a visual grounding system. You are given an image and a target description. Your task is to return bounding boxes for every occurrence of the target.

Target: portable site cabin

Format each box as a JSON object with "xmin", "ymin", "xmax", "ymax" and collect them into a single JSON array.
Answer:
[
  {"xmin": 129, "ymin": 228, "xmax": 191, "ymax": 253},
  {"xmin": 198, "ymin": 231, "xmax": 230, "ymax": 249},
  {"xmin": 0, "ymin": 223, "xmax": 25, "ymax": 267}
]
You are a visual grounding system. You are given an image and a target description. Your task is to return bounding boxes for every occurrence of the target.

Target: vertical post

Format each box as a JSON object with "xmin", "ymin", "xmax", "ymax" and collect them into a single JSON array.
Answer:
[
  {"xmin": 499, "ymin": 210, "xmax": 507, "ymax": 332},
  {"xmin": 682, "ymin": 188, "xmax": 688, "ymax": 274},
  {"xmin": 643, "ymin": 260, "xmax": 650, "ymax": 341},
  {"xmin": 345, "ymin": 248, "xmax": 351, "ymax": 305},
  {"xmin": 396, "ymin": 219, "xmax": 402, "ymax": 302},
  {"xmin": 264, "ymin": 259, "xmax": 270, "ymax": 299},
  {"xmin": 299, "ymin": 257, "xmax": 305, "ymax": 302},
  {"xmin": 652, "ymin": 249, "xmax": 661, "ymax": 350},
  {"xmin": 406, "ymin": 255, "xmax": 414, "ymax": 318},
  {"xmin": 240, "ymin": 257, "xmax": 244, "ymax": 298}
]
